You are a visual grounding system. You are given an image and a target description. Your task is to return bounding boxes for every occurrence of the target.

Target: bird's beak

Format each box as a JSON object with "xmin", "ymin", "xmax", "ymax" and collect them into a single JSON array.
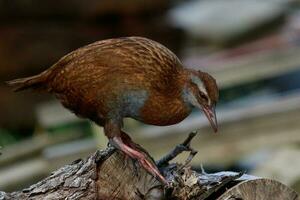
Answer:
[{"xmin": 201, "ymin": 105, "xmax": 218, "ymax": 133}]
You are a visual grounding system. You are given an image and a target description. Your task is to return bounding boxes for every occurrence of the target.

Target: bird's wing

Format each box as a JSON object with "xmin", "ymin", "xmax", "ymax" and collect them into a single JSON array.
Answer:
[{"xmin": 47, "ymin": 37, "xmax": 183, "ymax": 92}]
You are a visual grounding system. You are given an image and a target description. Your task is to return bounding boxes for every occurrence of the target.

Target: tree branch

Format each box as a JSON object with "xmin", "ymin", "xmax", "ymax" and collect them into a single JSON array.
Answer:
[{"xmin": 157, "ymin": 131, "xmax": 198, "ymax": 168}]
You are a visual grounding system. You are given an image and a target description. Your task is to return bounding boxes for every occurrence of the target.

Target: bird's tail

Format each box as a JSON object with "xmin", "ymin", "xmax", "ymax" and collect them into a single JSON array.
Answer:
[{"xmin": 6, "ymin": 70, "xmax": 50, "ymax": 92}]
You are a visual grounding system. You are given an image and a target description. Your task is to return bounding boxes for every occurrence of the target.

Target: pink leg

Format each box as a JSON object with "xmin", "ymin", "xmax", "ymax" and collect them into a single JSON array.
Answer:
[{"xmin": 111, "ymin": 136, "xmax": 167, "ymax": 184}]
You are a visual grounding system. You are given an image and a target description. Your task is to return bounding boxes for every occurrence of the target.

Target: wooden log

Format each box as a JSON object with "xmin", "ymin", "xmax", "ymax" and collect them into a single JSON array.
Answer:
[
  {"xmin": 0, "ymin": 133, "xmax": 298, "ymax": 200},
  {"xmin": 216, "ymin": 179, "xmax": 299, "ymax": 200}
]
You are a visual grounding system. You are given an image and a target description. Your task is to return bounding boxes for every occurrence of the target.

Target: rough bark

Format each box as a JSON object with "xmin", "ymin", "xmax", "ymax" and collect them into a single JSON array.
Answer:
[{"xmin": 0, "ymin": 132, "xmax": 298, "ymax": 200}]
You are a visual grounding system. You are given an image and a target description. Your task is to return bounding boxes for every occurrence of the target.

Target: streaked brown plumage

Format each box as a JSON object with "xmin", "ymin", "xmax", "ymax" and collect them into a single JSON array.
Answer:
[{"xmin": 7, "ymin": 36, "xmax": 219, "ymax": 184}]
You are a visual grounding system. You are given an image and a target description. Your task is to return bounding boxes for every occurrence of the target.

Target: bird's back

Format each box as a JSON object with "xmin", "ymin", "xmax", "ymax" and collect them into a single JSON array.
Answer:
[{"xmin": 49, "ymin": 37, "xmax": 182, "ymax": 91}]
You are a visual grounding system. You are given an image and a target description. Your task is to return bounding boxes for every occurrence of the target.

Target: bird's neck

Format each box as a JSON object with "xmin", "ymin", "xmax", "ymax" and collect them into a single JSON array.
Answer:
[{"xmin": 178, "ymin": 69, "xmax": 195, "ymax": 109}]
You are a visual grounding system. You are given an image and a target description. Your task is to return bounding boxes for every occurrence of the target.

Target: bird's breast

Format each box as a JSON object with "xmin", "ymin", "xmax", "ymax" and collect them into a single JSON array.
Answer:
[{"xmin": 140, "ymin": 94, "xmax": 191, "ymax": 126}]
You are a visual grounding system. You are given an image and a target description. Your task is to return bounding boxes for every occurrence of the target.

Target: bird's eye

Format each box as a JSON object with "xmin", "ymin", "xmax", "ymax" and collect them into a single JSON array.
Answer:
[{"xmin": 199, "ymin": 93, "xmax": 208, "ymax": 101}]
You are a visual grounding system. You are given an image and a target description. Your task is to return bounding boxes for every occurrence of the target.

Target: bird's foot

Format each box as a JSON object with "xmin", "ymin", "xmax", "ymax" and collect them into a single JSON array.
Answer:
[{"xmin": 110, "ymin": 136, "xmax": 168, "ymax": 185}]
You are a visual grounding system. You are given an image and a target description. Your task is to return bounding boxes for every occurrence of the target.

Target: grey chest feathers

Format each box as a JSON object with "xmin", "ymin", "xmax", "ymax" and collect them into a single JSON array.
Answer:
[{"xmin": 109, "ymin": 90, "xmax": 149, "ymax": 120}]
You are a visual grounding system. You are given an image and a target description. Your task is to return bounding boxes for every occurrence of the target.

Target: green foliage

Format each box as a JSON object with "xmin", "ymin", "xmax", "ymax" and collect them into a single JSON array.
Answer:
[
  {"xmin": 0, "ymin": 129, "xmax": 18, "ymax": 147},
  {"xmin": 46, "ymin": 121, "xmax": 93, "ymax": 138}
]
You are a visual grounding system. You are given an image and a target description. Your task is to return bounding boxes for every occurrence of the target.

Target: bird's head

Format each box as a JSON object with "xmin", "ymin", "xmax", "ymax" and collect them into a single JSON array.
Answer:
[{"xmin": 183, "ymin": 70, "xmax": 219, "ymax": 132}]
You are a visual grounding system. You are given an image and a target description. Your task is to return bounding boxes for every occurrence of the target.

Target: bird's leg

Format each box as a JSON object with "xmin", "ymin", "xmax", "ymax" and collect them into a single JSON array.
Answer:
[
  {"xmin": 104, "ymin": 120, "xmax": 167, "ymax": 184},
  {"xmin": 118, "ymin": 132, "xmax": 141, "ymax": 175},
  {"xmin": 120, "ymin": 131, "xmax": 155, "ymax": 162},
  {"xmin": 110, "ymin": 136, "xmax": 168, "ymax": 184},
  {"xmin": 119, "ymin": 131, "xmax": 141, "ymax": 174}
]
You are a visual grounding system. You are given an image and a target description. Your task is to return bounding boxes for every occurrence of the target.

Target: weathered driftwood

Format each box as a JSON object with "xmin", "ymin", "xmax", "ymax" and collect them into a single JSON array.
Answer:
[{"xmin": 0, "ymin": 132, "xmax": 298, "ymax": 200}]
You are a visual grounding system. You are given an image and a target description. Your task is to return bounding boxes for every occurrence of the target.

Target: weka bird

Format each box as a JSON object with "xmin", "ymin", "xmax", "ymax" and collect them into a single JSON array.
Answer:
[{"xmin": 7, "ymin": 36, "xmax": 219, "ymax": 184}]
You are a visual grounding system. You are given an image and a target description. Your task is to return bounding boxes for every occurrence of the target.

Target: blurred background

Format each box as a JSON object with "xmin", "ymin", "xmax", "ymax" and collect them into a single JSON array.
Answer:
[{"xmin": 1, "ymin": 0, "xmax": 300, "ymax": 193}]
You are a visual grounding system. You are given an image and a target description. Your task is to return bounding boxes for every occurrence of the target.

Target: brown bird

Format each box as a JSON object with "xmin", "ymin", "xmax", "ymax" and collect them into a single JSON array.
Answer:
[{"xmin": 7, "ymin": 36, "xmax": 219, "ymax": 184}]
